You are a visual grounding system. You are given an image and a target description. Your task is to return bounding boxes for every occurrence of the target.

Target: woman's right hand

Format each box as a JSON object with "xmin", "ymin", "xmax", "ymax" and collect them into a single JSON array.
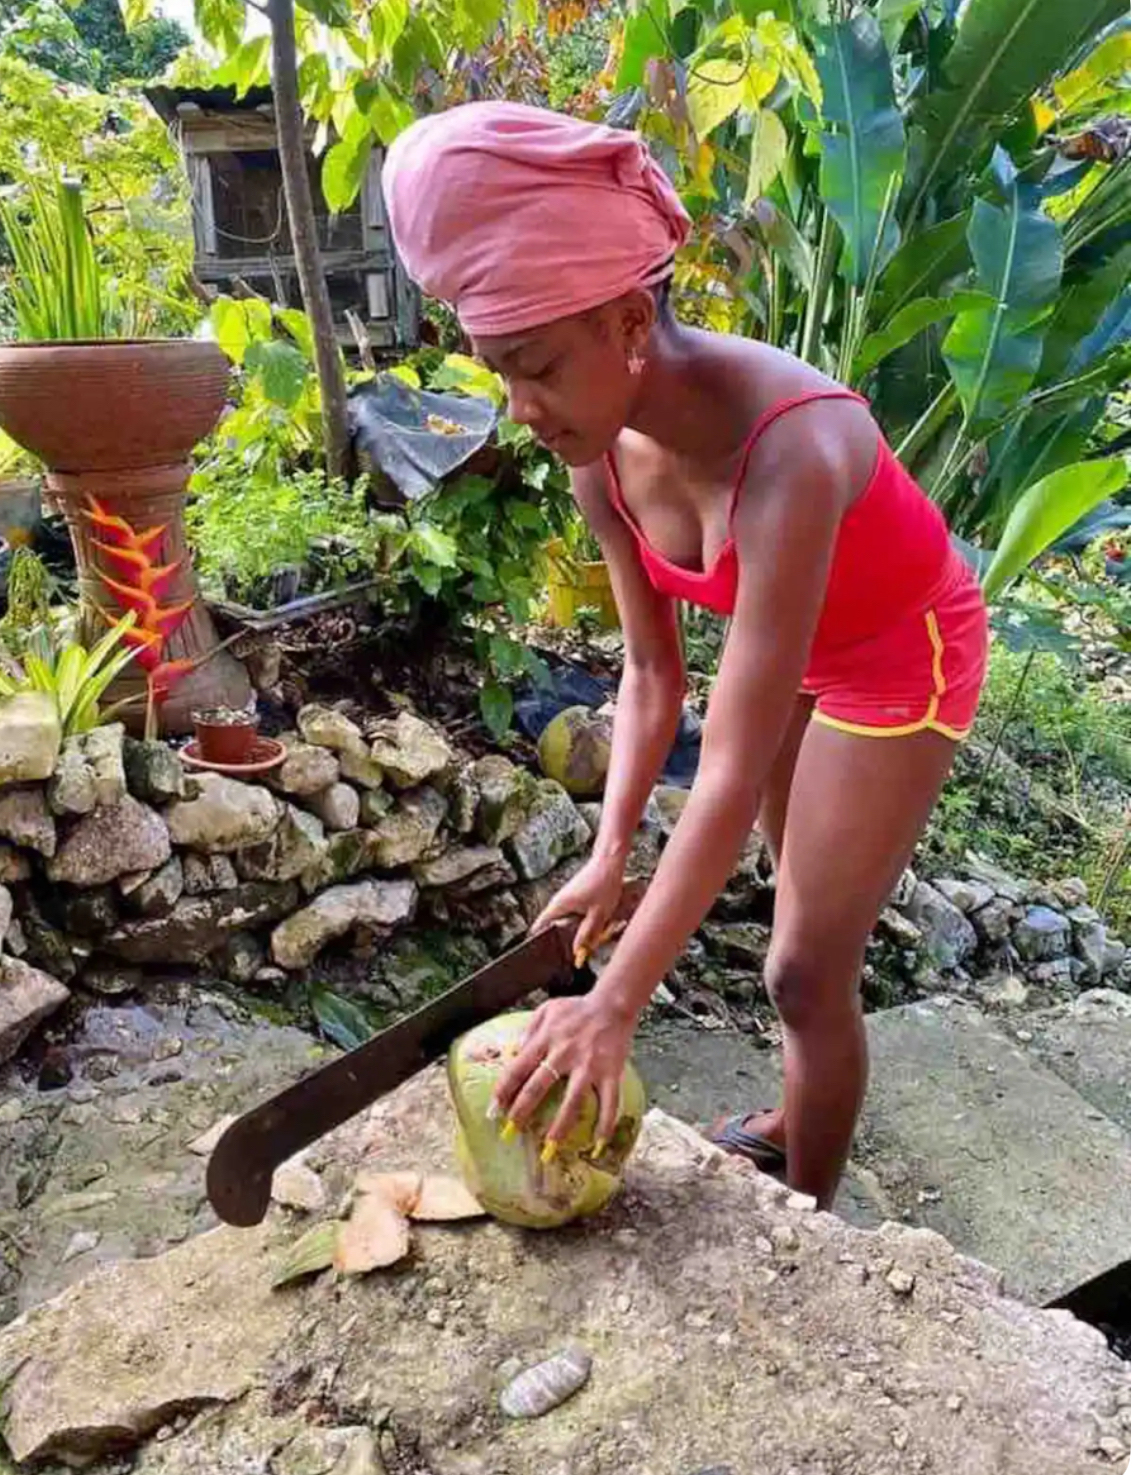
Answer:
[{"xmin": 530, "ymin": 852, "xmax": 627, "ymax": 965}]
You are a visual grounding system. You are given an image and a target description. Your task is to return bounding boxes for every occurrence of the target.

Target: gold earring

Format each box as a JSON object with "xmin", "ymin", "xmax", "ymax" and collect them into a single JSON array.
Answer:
[{"xmin": 628, "ymin": 350, "xmax": 644, "ymax": 377}]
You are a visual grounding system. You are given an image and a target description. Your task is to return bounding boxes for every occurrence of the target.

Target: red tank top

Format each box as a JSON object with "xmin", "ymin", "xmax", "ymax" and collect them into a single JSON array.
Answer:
[{"xmin": 603, "ymin": 389, "xmax": 953, "ymax": 653}]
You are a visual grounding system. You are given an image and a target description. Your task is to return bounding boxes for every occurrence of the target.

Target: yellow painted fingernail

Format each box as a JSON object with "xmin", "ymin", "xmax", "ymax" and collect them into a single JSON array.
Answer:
[
  {"xmin": 592, "ymin": 1137, "xmax": 608, "ymax": 1160},
  {"xmin": 573, "ymin": 946, "xmax": 588, "ymax": 968},
  {"xmin": 499, "ymin": 1118, "xmax": 519, "ymax": 1144},
  {"xmin": 540, "ymin": 1139, "xmax": 559, "ymax": 1165}
]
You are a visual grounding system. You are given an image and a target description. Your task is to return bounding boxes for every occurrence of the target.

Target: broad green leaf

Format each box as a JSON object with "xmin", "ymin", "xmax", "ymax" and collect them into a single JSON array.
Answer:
[
  {"xmin": 616, "ymin": 7, "xmax": 668, "ymax": 90},
  {"xmin": 814, "ymin": 14, "xmax": 905, "ymax": 286},
  {"xmin": 296, "ymin": 0, "xmax": 351, "ymax": 26},
  {"xmin": 274, "ymin": 307, "xmax": 315, "ymax": 361},
  {"xmin": 744, "ymin": 109, "xmax": 788, "ymax": 207},
  {"xmin": 297, "ymin": 54, "xmax": 333, "ymax": 119},
  {"xmin": 379, "ymin": 0, "xmax": 409, "ymax": 58},
  {"xmin": 1067, "ymin": 289, "xmax": 1130, "ymax": 375},
  {"xmin": 387, "ymin": 364, "xmax": 421, "ymax": 389},
  {"xmin": 409, "ymin": 523, "xmax": 459, "ymax": 568},
  {"xmin": 686, "ymin": 56, "xmax": 747, "ymax": 139},
  {"xmin": 871, "ymin": 212, "xmax": 971, "ymax": 322},
  {"xmin": 365, "ymin": 82, "xmax": 414, "ymax": 146},
  {"xmin": 1039, "ymin": 241, "xmax": 1131, "ymax": 383},
  {"xmin": 322, "ymin": 112, "xmax": 372, "ymax": 215},
  {"xmin": 122, "ymin": 0, "xmax": 153, "ymax": 27},
  {"xmin": 906, "ymin": 0, "xmax": 1128, "ymax": 219},
  {"xmin": 876, "ymin": 0, "xmax": 923, "ymax": 51},
  {"xmin": 941, "ymin": 194, "xmax": 1063, "ymax": 430},
  {"xmin": 488, "ymin": 632, "xmax": 525, "ymax": 678},
  {"xmin": 479, "ymin": 681, "xmax": 513, "ymax": 740},
  {"xmin": 245, "ymin": 341, "xmax": 309, "ymax": 409},
  {"xmin": 210, "ymin": 296, "xmax": 250, "ymax": 365},
  {"xmin": 853, "ymin": 292, "xmax": 992, "ymax": 379},
  {"xmin": 194, "ymin": 0, "xmax": 246, "ymax": 52},
  {"xmin": 211, "ymin": 35, "xmax": 270, "ymax": 98},
  {"xmin": 974, "ymin": 395, "xmax": 1103, "ymax": 539},
  {"xmin": 1054, "ymin": 28, "xmax": 1131, "ymax": 115},
  {"xmin": 310, "ymin": 986, "xmax": 376, "ymax": 1050},
  {"xmin": 430, "ymin": 353, "xmax": 506, "ymax": 405},
  {"xmin": 982, "ymin": 456, "xmax": 1130, "ymax": 598}
]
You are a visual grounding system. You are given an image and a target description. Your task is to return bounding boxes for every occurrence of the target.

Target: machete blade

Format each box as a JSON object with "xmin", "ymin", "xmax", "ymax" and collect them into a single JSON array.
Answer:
[{"xmin": 206, "ymin": 919, "xmax": 575, "ymax": 1227}]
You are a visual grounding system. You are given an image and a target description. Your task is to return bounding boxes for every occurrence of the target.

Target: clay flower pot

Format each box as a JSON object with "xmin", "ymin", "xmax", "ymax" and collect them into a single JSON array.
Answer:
[
  {"xmin": 0, "ymin": 339, "xmax": 250, "ymax": 733},
  {"xmin": 193, "ymin": 706, "xmax": 260, "ymax": 766}
]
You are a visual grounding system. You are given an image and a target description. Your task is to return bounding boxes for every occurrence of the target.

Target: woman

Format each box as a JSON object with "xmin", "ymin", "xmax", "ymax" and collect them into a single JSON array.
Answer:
[{"xmin": 383, "ymin": 101, "xmax": 987, "ymax": 1209}]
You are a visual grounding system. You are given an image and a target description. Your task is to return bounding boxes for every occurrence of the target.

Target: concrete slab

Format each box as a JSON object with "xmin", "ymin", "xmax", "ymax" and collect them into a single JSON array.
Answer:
[
  {"xmin": 635, "ymin": 1021, "xmax": 887, "ymax": 1228},
  {"xmin": 857, "ymin": 997, "xmax": 1130, "ymax": 1304},
  {"xmin": 639, "ymin": 1001, "xmax": 1131, "ymax": 1307},
  {"xmin": 1015, "ymin": 988, "xmax": 1130, "ymax": 1130}
]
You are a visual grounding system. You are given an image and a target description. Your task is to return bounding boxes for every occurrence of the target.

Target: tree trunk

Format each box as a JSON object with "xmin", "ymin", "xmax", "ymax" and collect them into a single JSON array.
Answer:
[{"xmin": 267, "ymin": 0, "xmax": 350, "ymax": 480}]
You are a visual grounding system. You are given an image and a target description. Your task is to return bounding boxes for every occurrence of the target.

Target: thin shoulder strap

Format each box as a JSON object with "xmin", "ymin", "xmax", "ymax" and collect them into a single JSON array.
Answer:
[
  {"xmin": 727, "ymin": 389, "xmax": 870, "ymax": 522},
  {"xmin": 602, "ymin": 449, "xmax": 646, "ymax": 547}
]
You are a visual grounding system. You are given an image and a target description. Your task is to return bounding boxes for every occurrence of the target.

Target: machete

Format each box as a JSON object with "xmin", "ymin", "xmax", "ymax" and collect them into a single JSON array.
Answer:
[{"xmin": 206, "ymin": 879, "xmax": 647, "ymax": 1227}]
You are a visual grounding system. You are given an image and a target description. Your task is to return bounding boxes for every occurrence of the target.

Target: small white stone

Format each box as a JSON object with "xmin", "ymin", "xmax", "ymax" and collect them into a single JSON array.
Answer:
[
  {"xmin": 271, "ymin": 1159, "xmax": 326, "ymax": 1212},
  {"xmin": 61, "ymin": 1229, "xmax": 100, "ymax": 1263},
  {"xmin": 946, "ymin": 1394, "xmax": 963, "ymax": 1412},
  {"xmin": 786, "ymin": 1190, "xmax": 817, "ymax": 1213},
  {"xmin": 892, "ymin": 1429, "xmax": 909, "ymax": 1450},
  {"xmin": 614, "ymin": 1293, "xmax": 632, "ymax": 1314},
  {"xmin": 771, "ymin": 1224, "xmax": 799, "ymax": 1253},
  {"xmin": 426, "ymin": 1307, "xmax": 446, "ymax": 1329},
  {"xmin": 886, "ymin": 1267, "xmax": 916, "ymax": 1296}
]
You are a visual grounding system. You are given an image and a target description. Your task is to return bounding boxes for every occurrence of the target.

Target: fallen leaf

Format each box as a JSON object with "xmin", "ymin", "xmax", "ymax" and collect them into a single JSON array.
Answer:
[
  {"xmin": 272, "ymin": 1220, "xmax": 339, "ymax": 1288},
  {"xmin": 353, "ymin": 1169, "xmax": 422, "ymax": 1215},
  {"xmin": 186, "ymin": 1114, "xmax": 237, "ymax": 1156},
  {"xmin": 411, "ymin": 1174, "xmax": 485, "ymax": 1222},
  {"xmin": 334, "ymin": 1192, "xmax": 410, "ymax": 1274},
  {"xmin": 271, "ymin": 1159, "xmax": 326, "ymax": 1213}
]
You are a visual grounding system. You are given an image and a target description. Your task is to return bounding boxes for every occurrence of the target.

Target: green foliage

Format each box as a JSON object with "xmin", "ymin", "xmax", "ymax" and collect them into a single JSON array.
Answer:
[
  {"xmin": 0, "ymin": 0, "xmax": 188, "ymax": 89},
  {"xmin": 0, "ymin": 547, "xmax": 55, "ymax": 655},
  {"xmin": 186, "ymin": 455, "xmax": 383, "ymax": 605},
  {"xmin": 0, "ymin": 53, "xmax": 197, "ymax": 336},
  {"xmin": 0, "ymin": 609, "xmax": 140, "ymax": 735},
  {"xmin": 611, "ymin": 0, "xmax": 1129, "ymax": 591},
  {"xmin": 0, "ymin": 176, "xmax": 128, "ymax": 340},
  {"xmin": 981, "ymin": 456, "xmax": 1129, "ymax": 599}
]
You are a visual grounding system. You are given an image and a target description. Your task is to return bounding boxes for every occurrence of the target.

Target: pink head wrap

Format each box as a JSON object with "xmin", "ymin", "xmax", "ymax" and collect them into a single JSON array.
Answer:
[{"xmin": 382, "ymin": 102, "xmax": 691, "ymax": 338}]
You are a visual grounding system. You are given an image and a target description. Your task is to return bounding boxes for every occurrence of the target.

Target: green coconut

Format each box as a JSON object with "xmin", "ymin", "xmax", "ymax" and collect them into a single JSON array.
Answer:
[
  {"xmin": 446, "ymin": 1010, "xmax": 646, "ymax": 1228},
  {"xmin": 536, "ymin": 705, "xmax": 614, "ymax": 797}
]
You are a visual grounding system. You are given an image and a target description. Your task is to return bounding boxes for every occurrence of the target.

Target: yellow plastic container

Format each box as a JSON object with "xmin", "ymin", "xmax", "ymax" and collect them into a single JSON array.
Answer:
[{"xmin": 545, "ymin": 539, "xmax": 620, "ymax": 629}]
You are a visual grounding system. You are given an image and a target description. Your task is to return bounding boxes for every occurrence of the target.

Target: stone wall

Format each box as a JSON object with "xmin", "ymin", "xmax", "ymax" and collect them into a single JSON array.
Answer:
[
  {"xmin": 0, "ymin": 691, "xmax": 1127, "ymax": 1066},
  {"xmin": 0, "ymin": 697, "xmax": 606, "ymax": 1064}
]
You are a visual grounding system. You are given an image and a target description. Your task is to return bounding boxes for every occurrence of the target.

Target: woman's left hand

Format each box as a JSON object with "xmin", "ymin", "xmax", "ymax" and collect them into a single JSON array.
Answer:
[{"xmin": 491, "ymin": 994, "xmax": 638, "ymax": 1157}]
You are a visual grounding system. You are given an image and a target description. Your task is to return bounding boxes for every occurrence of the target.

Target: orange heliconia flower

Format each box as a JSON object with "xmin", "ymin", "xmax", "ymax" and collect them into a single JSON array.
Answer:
[{"xmin": 86, "ymin": 495, "xmax": 197, "ymax": 738}]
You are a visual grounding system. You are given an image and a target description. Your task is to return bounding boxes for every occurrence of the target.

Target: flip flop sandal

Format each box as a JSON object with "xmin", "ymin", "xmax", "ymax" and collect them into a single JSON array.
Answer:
[{"xmin": 709, "ymin": 1113, "xmax": 788, "ymax": 1178}]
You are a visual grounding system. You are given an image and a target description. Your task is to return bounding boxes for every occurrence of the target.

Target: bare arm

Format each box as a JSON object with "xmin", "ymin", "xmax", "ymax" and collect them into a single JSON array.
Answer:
[
  {"xmin": 591, "ymin": 427, "xmax": 850, "ymax": 1022},
  {"xmin": 572, "ymin": 462, "xmax": 685, "ymax": 868}
]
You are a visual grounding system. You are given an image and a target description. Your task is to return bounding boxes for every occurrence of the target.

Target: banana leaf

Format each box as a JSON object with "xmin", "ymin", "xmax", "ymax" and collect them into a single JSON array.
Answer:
[
  {"xmin": 906, "ymin": 0, "xmax": 1128, "ymax": 219},
  {"xmin": 982, "ymin": 455, "xmax": 1130, "ymax": 598},
  {"xmin": 814, "ymin": 12, "xmax": 905, "ymax": 287},
  {"xmin": 942, "ymin": 192, "xmax": 1063, "ymax": 431}
]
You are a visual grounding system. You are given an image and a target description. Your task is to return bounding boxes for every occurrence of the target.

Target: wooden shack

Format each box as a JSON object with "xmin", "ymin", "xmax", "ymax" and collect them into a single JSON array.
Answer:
[{"xmin": 144, "ymin": 83, "xmax": 418, "ymax": 351}]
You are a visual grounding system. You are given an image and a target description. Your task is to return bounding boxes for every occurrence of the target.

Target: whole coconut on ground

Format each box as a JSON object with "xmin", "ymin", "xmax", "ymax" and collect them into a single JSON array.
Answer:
[
  {"xmin": 447, "ymin": 1010, "xmax": 645, "ymax": 1228},
  {"xmin": 537, "ymin": 706, "xmax": 614, "ymax": 797}
]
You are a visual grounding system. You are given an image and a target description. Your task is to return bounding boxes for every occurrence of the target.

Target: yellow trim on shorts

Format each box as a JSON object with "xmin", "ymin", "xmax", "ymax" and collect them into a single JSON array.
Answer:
[{"xmin": 810, "ymin": 610, "xmax": 973, "ymax": 743}]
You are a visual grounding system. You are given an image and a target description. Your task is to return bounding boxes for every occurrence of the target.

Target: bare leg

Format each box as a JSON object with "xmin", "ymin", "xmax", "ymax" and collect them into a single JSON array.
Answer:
[{"xmin": 762, "ymin": 722, "xmax": 958, "ymax": 1206}]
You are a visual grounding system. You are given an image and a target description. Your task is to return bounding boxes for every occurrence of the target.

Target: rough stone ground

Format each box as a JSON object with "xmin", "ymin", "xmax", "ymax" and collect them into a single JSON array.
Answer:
[
  {"xmin": 0, "ymin": 1068, "xmax": 1127, "ymax": 1475},
  {"xmin": 635, "ymin": 991, "xmax": 1131, "ymax": 1306},
  {"xmin": 0, "ymin": 988, "xmax": 323, "ymax": 1323}
]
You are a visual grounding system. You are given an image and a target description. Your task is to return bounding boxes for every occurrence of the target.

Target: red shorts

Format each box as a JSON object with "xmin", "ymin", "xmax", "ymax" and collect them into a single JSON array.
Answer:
[{"xmin": 801, "ymin": 549, "xmax": 988, "ymax": 740}]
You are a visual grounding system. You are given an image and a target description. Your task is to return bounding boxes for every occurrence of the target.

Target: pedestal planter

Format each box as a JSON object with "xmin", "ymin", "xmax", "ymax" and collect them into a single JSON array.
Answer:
[{"xmin": 0, "ymin": 340, "xmax": 250, "ymax": 732}]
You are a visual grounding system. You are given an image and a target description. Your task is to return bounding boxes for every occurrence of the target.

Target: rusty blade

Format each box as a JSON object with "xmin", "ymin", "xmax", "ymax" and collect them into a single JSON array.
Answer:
[{"xmin": 206, "ymin": 919, "xmax": 576, "ymax": 1227}]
